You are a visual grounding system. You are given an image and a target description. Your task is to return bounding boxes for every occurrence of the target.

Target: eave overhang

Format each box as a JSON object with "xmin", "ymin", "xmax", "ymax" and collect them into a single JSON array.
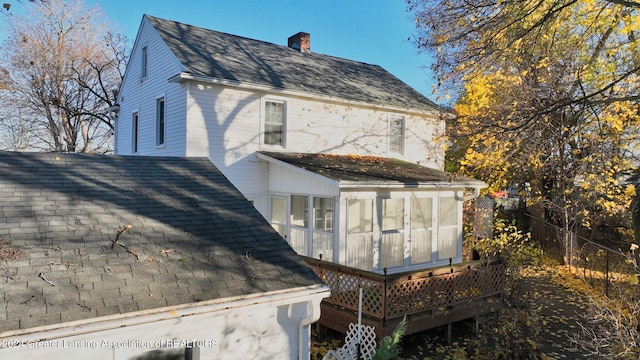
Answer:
[
  {"xmin": 168, "ymin": 72, "xmax": 443, "ymax": 117},
  {"xmin": 257, "ymin": 152, "xmax": 486, "ymax": 199}
]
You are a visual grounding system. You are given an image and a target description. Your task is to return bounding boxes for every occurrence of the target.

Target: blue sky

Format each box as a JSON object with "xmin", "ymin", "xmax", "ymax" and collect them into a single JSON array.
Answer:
[{"xmin": 89, "ymin": 0, "xmax": 437, "ymax": 101}]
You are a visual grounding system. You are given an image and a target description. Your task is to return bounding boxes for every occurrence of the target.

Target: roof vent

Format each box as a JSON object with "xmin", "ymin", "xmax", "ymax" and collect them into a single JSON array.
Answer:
[{"xmin": 288, "ymin": 32, "xmax": 310, "ymax": 54}]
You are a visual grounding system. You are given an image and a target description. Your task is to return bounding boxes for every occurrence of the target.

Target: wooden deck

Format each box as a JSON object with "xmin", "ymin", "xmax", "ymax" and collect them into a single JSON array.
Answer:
[{"xmin": 303, "ymin": 257, "xmax": 506, "ymax": 339}]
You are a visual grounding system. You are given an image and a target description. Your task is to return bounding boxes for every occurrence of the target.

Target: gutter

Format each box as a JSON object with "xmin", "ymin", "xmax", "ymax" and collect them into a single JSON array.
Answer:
[
  {"xmin": 1, "ymin": 285, "xmax": 330, "ymax": 342},
  {"xmin": 338, "ymin": 181, "xmax": 486, "ymax": 191},
  {"xmin": 462, "ymin": 186, "xmax": 483, "ymax": 201},
  {"xmin": 168, "ymin": 72, "xmax": 441, "ymax": 117}
]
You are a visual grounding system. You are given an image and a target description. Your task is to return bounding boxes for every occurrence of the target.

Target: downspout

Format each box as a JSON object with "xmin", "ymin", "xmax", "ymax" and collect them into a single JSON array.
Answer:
[
  {"xmin": 461, "ymin": 186, "xmax": 482, "ymax": 201},
  {"xmin": 298, "ymin": 294, "xmax": 326, "ymax": 360}
]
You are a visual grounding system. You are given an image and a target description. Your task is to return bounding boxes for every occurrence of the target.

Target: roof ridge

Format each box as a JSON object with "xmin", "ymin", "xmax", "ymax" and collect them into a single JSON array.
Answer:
[
  {"xmin": 144, "ymin": 14, "xmax": 384, "ymax": 69},
  {"xmin": 144, "ymin": 14, "xmax": 439, "ymax": 112}
]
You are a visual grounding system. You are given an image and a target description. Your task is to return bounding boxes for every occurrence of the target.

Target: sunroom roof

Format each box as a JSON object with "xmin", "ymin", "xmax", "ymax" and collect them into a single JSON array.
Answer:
[{"xmin": 258, "ymin": 152, "xmax": 486, "ymax": 189}]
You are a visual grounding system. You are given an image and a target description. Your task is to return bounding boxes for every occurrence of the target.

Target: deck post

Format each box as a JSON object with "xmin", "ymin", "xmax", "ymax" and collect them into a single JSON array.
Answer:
[
  {"xmin": 446, "ymin": 323, "xmax": 452, "ymax": 345},
  {"xmin": 382, "ymin": 267, "xmax": 388, "ymax": 331}
]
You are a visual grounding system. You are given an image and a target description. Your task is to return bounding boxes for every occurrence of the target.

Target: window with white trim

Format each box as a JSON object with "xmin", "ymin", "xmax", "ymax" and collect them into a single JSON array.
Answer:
[
  {"xmin": 346, "ymin": 199, "xmax": 374, "ymax": 270},
  {"xmin": 156, "ymin": 97, "xmax": 165, "ymax": 146},
  {"xmin": 389, "ymin": 115, "xmax": 405, "ymax": 154},
  {"xmin": 270, "ymin": 197, "xmax": 287, "ymax": 239},
  {"xmin": 438, "ymin": 197, "xmax": 458, "ymax": 260},
  {"xmin": 410, "ymin": 197, "xmax": 433, "ymax": 264},
  {"xmin": 380, "ymin": 198, "xmax": 405, "ymax": 268},
  {"xmin": 312, "ymin": 197, "xmax": 334, "ymax": 260},
  {"xmin": 141, "ymin": 46, "xmax": 148, "ymax": 79},
  {"xmin": 132, "ymin": 112, "xmax": 139, "ymax": 154},
  {"xmin": 264, "ymin": 100, "xmax": 286, "ymax": 146},
  {"xmin": 313, "ymin": 197, "xmax": 333, "ymax": 232},
  {"xmin": 289, "ymin": 195, "xmax": 309, "ymax": 254}
]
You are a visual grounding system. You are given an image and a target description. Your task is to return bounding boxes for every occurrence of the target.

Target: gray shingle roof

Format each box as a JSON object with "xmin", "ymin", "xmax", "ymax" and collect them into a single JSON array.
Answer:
[
  {"xmin": 259, "ymin": 152, "xmax": 486, "ymax": 187},
  {"xmin": 0, "ymin": 152, "xmax": 322, "ymax": 334},
  {"xmin": 146, "ymin": 15, "xmax": 439, "ymax": 112}
]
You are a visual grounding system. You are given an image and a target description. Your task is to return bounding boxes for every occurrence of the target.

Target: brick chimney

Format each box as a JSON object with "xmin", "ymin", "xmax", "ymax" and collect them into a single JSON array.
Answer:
[{"xmin": 288, "ymin": 32, "xmax": 310, "ymax": 54}]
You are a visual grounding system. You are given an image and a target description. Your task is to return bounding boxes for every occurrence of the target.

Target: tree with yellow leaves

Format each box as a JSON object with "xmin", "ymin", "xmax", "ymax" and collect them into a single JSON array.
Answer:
[
  {"xmin": 409, "ymin": 1, "xmax": 640, "ymax": 356},
  {"xmin": 409, "ymin": 0, "xmax": 640, "ymax": 244}
]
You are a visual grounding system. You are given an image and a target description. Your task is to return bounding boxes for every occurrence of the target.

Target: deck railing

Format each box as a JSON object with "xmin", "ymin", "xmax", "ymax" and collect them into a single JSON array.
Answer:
[{"xmin": 303, "ymin": 257, "xmax": 506, "ymax": 338}]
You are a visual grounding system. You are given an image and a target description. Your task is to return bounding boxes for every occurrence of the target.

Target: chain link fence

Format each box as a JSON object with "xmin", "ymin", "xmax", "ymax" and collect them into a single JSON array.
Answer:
[
  {"xmin": 470, "ymin": 196, "xmax": 638, "ymax": 297},
  {"xmin": 527, "ymin": 213, "xmax": 638, "ymax": 296}
]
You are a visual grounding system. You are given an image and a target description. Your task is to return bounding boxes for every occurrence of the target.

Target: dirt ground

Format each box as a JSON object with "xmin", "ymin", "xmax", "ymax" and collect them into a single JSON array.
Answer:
[{"xmin": 312, "ymin": 265, "xmax": 603, "ymax": 359}]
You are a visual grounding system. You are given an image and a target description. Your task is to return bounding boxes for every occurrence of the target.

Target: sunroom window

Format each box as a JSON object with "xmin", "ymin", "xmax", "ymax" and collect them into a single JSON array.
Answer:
[
  {"xmin": 270, "ymin": 197, "xmax": 287, "ymax": 239},
  {"xmin": 438, "ymin": 197, "xmax": 458, "ymax": 260},
  {"xmin": 346, "ymin": 199, "xmax": 373, "ymax": 270},
  {"xmin": 313, "ymin": 197, "xmax": 333, "ymax": 232},
  {"xmin": 380, "ymin": 198, "xmax": 404, "ymax": 268},
  {"xmin": 289, "ymin": 195, "xmax": 308, "ymax": 254},
  {"xmin": 312, "ymin": 197, "xmax": 334, "ymax": 260},
  {"xmin": 410, "ymin": 197, "xmax": 433, "ymax": 263}
]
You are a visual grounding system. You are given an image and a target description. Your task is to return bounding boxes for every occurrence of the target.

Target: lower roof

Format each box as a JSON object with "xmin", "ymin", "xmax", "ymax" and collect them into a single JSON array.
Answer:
[
  {"xmin": 258, "ymin": 152, "xmax": 486, "ymax": 189},
  {"xmin": 0, "ymin": 152, "xmax": 323, "ymax": 335}
]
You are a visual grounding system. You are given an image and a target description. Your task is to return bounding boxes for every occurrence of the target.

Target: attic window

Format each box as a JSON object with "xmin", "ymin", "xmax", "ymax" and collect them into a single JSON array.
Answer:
[
  {"xmin": 264, "ymin": 100, "xmax": 286, "ymax": 146},
  {"xmin": 141, "ymin": 46, "xmax": 148, "ymax": 79}
]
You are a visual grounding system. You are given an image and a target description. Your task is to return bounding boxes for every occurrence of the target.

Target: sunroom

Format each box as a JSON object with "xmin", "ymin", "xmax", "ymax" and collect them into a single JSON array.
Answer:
[
  {"xmin": 257, "ymin": 152, "xmax": 505, "ymax": 339},
  {"xmin": 257, "ymin": 152, "xmax": 486, "ymax": 274}
]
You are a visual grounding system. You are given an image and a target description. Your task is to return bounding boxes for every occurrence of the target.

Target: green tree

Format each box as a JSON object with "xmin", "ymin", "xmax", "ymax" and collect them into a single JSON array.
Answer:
[{"xmin": 0, "ymin": 0, "xmax": 127, "ymax": 152}]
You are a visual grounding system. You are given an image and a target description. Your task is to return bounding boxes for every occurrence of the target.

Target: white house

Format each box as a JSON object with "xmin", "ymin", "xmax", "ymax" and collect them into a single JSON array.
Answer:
[
  {"xmin": 114, "ymin": 15, "xmax": 486, "ymax": 274},
  {"xmin": 0, "ymin": 152, "xmax": 329, "ymax": 360}
]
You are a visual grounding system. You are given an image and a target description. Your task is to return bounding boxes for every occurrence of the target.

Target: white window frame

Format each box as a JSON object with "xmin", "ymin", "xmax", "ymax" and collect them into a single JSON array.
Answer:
[
  {"xmin": 290, "ymin": 194, "xmax": 309, "ymax": 255},
  {"xmin": 346, "ymin": 198, "xmax": 374, "ymax": 270},
  {"xmin": 313, "ymin": 197, "xmax": 334, "ymax": 233},
  {"xmin": 379, "ymin": 196, "xmax": 406, "ymax": 269},
  {"xmin": 131, "ymin": 110, "xmax": 139, "ymax": 154},
  {"xmin": 156, "ymin": 95, "xmax": 165, "ymax": 147},
  {"xmin": 270, "ymin": 196, "xmax": 288, "ymax": 239},
  {"xmin": 437, "ymin": 196, "xmax": 459, "ymax": 261},
  {"xmin": 141, "ymin": 46, "xmax": 148, "ymax": 79},
  {"xmin": 409, "ymin": 195, "xmax": 434, "ymax": 264},
  {"xmin": 262, "ymin": 99, "xmax": 287, "ymax": 147},
  {"xmin": 388, "ymin": 114, "xmax": 405, "ymax": 154},
  {"xmin": 311, "ymin": 196, "xmax": 334, "ymax": 261}
]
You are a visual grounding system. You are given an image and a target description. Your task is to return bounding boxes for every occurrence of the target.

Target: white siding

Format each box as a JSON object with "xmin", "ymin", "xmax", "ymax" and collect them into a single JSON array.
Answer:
[
  {"xmin": 277, "ymin": 96, "xmax": 443, "ymax": 168},
  {"xmin": 116, "ymin": 18, "xmax": 187, "ymax": 157},
  {"xmin": 117, "ymin": 18, "xmax": 444, "ymax": 213},
  {"xmin": 116, "ymin": 19, "xmax": 452, "ymax": 272},
  {"xmin": 183, "ymin": 84, "xmax": 267, "ymax": 213},
  {"xmin": 267, "ymin": 165, "xmax": 338, "ymax": 197},
  {"xmin": 181, "ymin": 83, "xmax": 443, "ymax": 215},
  {"xmin": 0, "ymin": 293, "xmax": 326, "ymax": 360}
]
